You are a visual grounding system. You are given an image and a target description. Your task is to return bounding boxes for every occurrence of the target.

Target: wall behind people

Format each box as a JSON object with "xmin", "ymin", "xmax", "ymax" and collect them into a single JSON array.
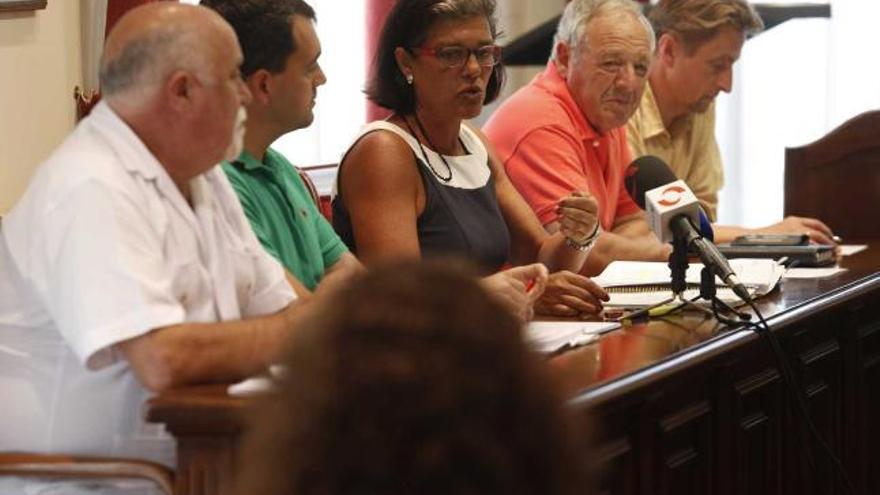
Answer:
[
  {"xmin": 0, "ymin": 3, "xmax": 82, "ymax": 214},
  {"xmin": 474, "ymin": 0, "xmax": 566, "ymax": 126},
  {"xmin": 716, "ymin": 1, "xmax": 880, "ymax": 227},
  {"xmin": 271, "ymin": 0, "xmax": 366, "ymax": 172}
]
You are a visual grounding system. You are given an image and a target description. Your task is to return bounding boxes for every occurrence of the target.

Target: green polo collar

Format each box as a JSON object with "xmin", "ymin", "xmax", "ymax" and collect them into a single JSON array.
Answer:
[{"xmin": 233, "ymin": 150, "xmax": 270, "ymax": 172}]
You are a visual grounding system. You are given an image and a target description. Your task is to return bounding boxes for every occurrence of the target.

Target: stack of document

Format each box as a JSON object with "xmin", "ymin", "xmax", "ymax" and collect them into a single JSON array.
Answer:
[
  {"xmin": 593, "ymin": 259, "xmax": 785, "ymax": 308},
  {"xmin": 525, "ymin": 320, "xmax": 620, "ymax": 354}
]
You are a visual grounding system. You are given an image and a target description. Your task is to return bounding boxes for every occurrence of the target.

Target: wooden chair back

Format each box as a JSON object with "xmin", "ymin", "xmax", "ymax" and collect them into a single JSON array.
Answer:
[
  {"xmin": 296, "ymin": 164, "xmax": 335, "ymax": 222},
  {"xmin": 785, "ymin": 110, "xmax": 880, "ymax": 239},
  {"xmin": 0, "ymin": 452, "xmax": 174, "ymax": 494}
]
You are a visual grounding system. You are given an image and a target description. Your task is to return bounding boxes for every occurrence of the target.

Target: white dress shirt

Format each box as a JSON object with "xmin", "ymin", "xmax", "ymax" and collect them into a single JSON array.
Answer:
[{"xmin": 0, "ymin": 102, "xmax": 294, "ymax": 492}]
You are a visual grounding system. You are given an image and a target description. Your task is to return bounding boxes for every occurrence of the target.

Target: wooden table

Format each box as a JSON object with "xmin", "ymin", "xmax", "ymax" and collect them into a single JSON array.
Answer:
[{"xmin": 146, "ymin": 243, "xmax": 880, "ymax": 495}]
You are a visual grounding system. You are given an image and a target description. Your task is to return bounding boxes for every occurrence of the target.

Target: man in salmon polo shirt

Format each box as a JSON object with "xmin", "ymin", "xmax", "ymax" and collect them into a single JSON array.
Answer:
[{"xmin": 485, "ymin": 0, "xmax": 669, "ymax": 275}]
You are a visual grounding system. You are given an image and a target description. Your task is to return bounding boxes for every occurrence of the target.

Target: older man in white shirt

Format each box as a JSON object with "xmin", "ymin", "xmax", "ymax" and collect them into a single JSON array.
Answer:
[{"xmin": 0, "ymin": 3, "xmax": 320, "ymax": 493}]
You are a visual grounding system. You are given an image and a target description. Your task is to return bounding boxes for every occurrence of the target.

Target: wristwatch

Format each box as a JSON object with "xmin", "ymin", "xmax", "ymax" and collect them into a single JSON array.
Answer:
[{"xmin": 565, "ymin": 224, "xmax": 601, "ymax": 252}]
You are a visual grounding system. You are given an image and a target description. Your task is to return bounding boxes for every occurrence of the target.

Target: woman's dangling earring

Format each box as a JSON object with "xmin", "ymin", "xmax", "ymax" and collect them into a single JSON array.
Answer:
[{"xmin": 405, "ymin": 73, "xmax": 414, "ymax": 85}]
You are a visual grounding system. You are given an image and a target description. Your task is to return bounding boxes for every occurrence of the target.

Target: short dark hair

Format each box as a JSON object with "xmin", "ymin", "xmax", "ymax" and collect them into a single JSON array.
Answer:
[
  {"xmin": 366, "ymin": 0, "xmax": 505, "ymax": 114},
  {"xmin": 236, "ymin": 261, "xmax": 593, "ymax": 495},
  {"xmin": 200, "ymin": 0, "xmax": 316, "ymax": 78}
]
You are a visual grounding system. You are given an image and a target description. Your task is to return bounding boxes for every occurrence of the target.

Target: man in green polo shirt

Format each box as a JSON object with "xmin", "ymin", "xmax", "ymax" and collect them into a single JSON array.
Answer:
[{"xmin": 201, "ymin": 0, "xmax": 359, "ymax": 295}]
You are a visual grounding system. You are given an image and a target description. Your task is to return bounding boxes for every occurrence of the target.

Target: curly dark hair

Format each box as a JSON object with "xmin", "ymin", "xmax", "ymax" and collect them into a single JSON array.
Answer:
[
  {"xmin": 200, "ymin": 0, "xmax": 316, "ymax": 78},
  {"xmin": 236, "ymin": 261, "xmax": 593, "ymax": 495},
  {"xmin": 366, "ymin": 0, "xmax": 505, "ymax": 114}
]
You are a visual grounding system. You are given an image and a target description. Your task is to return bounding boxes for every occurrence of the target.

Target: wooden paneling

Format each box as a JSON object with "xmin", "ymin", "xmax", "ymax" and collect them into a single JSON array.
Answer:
[
  {"xmin": 729, "ymin": 367, "xmax": 782, "ymax": 495},
  {"xmin": 842, "ymin": 295, "xmax": 880, "ymax": 495},
  {"xmin": 575, "ymin": 269, "xmax": 880, "ymax": 494},
  {"xmin": 593, "ymin": 399, "xmax": 644, "ymax": 495},
  {"xmin": 174, "ymin": 436, "xmax": 237, "ymax": 495},
  {"xmin": 654, "ymin": 400, "xmax": 713, "ymax": 495}
]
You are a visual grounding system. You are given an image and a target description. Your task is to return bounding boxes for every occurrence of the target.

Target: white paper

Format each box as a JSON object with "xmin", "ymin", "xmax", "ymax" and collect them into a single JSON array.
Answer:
[
  {"xmin": 593, "ymin": 259, "xmax": 784, "ymax": 308},
  {"xmin": 525, "ymin": 320, "xmax": 619, "ymax": 353},
  {"xmin": 839, "ymin": 245, "xmax": 868, "ymax": 257},
  {"xmin": 784, "ymin": 267, "xmax": 846, "ymax": 279},
  {"xmin": 227, "ymin": 365, "xmax": 287, "ymax": 396},
  {"xmin": 228, "ymin": 376, "xmax": 274, "ymax": 396}
]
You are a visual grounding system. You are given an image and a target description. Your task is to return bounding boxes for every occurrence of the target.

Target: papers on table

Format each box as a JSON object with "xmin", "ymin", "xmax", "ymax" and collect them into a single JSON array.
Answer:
[
  {"xmin": 593, "ymin": 259, "xmax": 785, "ymax": 308},
  {"xmin": 525, "ymin": 320, "xmax": 620, "ymax": 354},
  {"xmin": 228, "ymin": 376, "xmax": 273, "ymax": 396},
  {"xmin": 839, "ymin": 245, "xmax": 868, "ymax": 257},
  {"xmin": 228, "ymin": 364, "xmax": 287, "ymax": 397},
  {"xmin": 784, "ymin": 266, "xmax": 847, "ymax": 279}
]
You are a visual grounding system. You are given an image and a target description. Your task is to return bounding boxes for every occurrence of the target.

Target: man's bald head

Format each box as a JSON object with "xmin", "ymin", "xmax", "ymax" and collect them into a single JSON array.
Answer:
[
  {"xmin": 96, "ymin": 3, "xmax": 251, "ymax": 194},
  {"xmin": 99, "ymin": 3, "xmax": 236, "ymax": 102}
]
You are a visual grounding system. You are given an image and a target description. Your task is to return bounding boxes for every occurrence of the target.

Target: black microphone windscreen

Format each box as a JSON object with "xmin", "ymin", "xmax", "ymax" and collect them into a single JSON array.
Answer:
[{"xmin": 625, "ymin": 155, "xmax": 678, "ymax": 209}]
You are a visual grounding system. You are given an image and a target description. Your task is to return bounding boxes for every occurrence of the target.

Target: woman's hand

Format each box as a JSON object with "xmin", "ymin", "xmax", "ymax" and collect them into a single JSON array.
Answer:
[
  {"xmin": 534, "ymin": 270, "xmax": 609, "ymax": 317},
  {"xmin": 480, "ymin": 263, "xmax": 549, "ymax": 322}
]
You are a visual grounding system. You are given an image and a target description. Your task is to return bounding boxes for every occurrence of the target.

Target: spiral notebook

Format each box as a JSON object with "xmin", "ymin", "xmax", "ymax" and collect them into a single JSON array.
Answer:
[{"xmin": 593, "ymin": 259, "xmax": 785, "ymax": 308}]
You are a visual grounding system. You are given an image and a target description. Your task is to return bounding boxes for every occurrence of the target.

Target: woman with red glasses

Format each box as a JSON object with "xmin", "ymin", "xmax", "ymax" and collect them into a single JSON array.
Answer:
[{"xmin": 333, "ymin": 0, "xmax": 608, "ymax": 317}]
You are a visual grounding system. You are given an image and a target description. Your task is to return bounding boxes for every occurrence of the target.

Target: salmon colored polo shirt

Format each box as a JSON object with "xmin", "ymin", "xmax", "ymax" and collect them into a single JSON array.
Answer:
[{"xmin": 484, "ymin": 62, "xmax": 640, "ymax": 231}]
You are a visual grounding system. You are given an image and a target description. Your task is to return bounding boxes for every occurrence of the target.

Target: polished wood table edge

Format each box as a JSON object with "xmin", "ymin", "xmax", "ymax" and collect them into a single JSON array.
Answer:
[
  {"xmin": 569, "ymin": 271, "xmax": 880, "ymax": 409},
  {"xmin": 144, "ymin": 384, "xmax": 250, "ymax": 435}
]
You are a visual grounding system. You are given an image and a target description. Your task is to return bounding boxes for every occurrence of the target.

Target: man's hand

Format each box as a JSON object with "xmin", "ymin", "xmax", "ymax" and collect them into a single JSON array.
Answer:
[
  {"xmin": 480, "ymin": 263, "xmax": 549, "ymax": 323},
  {"xmin": 557, "ymin": 191, "xmax": 600, "ymax": 244},
  {"xmin": 534, "ymin": 270, "xmax": 609, "ymax": 317},
  {"xmin": 760, "ymin": 216, "xmax": 836, "ymax": 245}
]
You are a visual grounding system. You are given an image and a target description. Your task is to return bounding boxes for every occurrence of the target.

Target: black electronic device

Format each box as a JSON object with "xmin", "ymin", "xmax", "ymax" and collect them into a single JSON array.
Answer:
[
  {"xmin": 718, "ymin": 243, "xmax": 836, "ymax": 267},
  {"xmin": 731, "ymin": 234, "xmax": 809, "ymax": 246}
]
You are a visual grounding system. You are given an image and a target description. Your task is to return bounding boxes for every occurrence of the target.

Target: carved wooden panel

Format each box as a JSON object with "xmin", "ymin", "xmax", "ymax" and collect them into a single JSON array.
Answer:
[
  {"xmin": 729, "ymin": 367, "xmax": 783, "ymax": 495},
  {"xmin": 175, "ymin": 435, "xmax": 238, "ymax": 495},
  {"xmin": 783, "ymin": 324, "xmax": 843, "ymax": 495},
  {"xmin": 592, "ymin": 399, "xmax": 643, "ymax": 495},
  {"xmin": 595, "ymin": 437, "xmax": 638, "ymax": 495},
  {"xmin": 654, "ymin": 400, "xmax": 714, "ymax": 495},
  {"xmin": 843, "ymin": 310, "xmax": 880, "ymax": 495}
]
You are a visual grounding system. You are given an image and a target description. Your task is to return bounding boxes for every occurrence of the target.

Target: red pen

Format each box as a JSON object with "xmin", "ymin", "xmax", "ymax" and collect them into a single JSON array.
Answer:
[{"xmin": 525, "ymin": 279, "xmax": 536, "ymax": 293}]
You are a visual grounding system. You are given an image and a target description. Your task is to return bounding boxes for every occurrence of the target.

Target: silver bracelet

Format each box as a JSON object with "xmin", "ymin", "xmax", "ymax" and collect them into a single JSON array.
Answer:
[{"xmin": 565, "ymin": 224, "xmax": 601, "ymax": 252}]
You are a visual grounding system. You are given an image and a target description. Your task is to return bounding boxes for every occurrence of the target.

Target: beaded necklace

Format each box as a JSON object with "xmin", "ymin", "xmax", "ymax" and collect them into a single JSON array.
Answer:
[{"xmin": 402, "ymin": 114, "xmax": 469, "ymax": 183}]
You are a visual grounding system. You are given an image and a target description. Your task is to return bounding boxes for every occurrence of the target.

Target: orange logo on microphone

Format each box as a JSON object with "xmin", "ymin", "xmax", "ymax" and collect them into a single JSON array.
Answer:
[{"xmin": 658, "ymin": 185, "xmax": 685, "ymax": 206}]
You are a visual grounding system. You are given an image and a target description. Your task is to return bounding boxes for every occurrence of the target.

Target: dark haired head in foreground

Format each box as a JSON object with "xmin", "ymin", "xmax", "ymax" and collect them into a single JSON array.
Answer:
[{"xmin": 237, "ymin": 261, "xmax": 592, "ymax": 494}]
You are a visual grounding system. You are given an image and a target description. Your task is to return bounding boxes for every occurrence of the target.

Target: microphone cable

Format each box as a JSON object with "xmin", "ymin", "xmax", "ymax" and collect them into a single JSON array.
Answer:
[{"xmin": 711, "ymin": 297, "xmax": 855, "ymax": 494}]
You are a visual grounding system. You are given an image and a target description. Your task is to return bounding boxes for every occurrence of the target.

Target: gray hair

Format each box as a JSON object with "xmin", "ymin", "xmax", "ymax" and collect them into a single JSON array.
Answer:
[
  {"xmin": 551, "ymin": 0, "xmax": 655, "ymax": 61},
  {"xmin": 426, "ymin": 0, "xmax": 501, "ymax": 42},
  {"xmin": 437, "ymin": 1, "xmax": 498, "ymax": 27},
  {"xmin": 99, "ymin": 26, "xmax": 211, "ymax": 99}
]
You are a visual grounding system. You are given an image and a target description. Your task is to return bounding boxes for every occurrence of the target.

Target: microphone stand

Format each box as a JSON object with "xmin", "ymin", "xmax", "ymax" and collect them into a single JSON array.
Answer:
[
  {"xmin": 623, "ymin": 227, "xmax": 751, "ymax": 321},
  {"xmin": 699, "ymin": 264, "xmax": 751, "ymax": 320}
]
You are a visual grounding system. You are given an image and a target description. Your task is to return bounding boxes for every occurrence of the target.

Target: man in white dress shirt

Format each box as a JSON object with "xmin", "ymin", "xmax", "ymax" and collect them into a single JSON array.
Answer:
[{"xmin": 0, "ymin": 3, "xmax": 320, "ymax": 492}]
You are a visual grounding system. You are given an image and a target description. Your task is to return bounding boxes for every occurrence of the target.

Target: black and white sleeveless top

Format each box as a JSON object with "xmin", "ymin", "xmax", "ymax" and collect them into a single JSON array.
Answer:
[{"xmin": 332, "ymin": 120, "xmax": 510, "ymax": 273}]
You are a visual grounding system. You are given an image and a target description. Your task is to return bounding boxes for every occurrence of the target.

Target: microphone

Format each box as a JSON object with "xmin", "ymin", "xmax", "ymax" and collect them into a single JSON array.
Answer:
[
  {"xmin": 625, "ymin": 155, "xmax": 714, "ymax": 241},
  {"xmin": 627, "ymin": 156, "xmax": 750, "ymax": 302}
]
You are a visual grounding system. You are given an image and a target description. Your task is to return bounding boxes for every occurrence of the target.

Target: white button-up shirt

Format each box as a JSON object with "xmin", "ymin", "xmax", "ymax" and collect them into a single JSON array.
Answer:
[{"xmin": 0, "ymin": 102, "xmax": 295, "ymax": 473}]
